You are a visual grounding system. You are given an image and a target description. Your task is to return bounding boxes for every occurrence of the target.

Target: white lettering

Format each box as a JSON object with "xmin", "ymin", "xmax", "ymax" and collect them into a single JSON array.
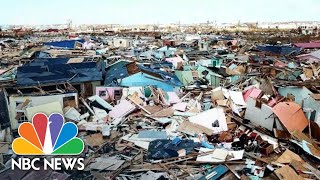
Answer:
[
  {"xmin": 62, "ymin": 158, "xmax": 77, "ymax": 170},
  {"xmin": 44, "ymin": 158, "xmax": 54, "ymax": 170},
  {"xmin": 11, "ymin": 158, "xmax": 22, "ymax": 170},
  {"xmin": 31, "ymin": 158, "xmax": 40, "ymax": 170},
  {"xmin": 22, "ymin": 158, "xmax": 31, "ymax": 170},
  {"xmin": 54, "ymin": 158, "xmax": 62, "ymax": 170},
  {"xmin": 11, "ymin": 158, "xmax": 84, "ymax": 171},
  {"xmin": 77, "ymin": 158, "xmax": 85, "ymax": 170}
]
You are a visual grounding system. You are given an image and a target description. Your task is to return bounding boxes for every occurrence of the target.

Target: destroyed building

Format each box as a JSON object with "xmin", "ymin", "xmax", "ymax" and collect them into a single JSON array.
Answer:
[{"xmin": 0, "ymin": 28, "xmax": 319, "ymax": 180}]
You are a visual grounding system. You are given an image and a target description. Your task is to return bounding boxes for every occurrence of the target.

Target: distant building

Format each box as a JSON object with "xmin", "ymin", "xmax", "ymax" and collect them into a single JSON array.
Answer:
[
  {"xmin": 198, "ymin": 40, "xmax": 209, "ymax": 51},
  {"xmin": 298, "ymin": 25, "xmax": 318, "ymax": 35},
  {"xmin": 111, "ymin": 38, "xmax": 133, "ymax": 48}
]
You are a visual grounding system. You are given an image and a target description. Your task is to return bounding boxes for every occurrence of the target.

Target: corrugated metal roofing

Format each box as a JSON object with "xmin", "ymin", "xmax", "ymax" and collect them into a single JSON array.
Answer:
[
  {"xmin": 256, "ymin": 45, "xmax": 301, "ymax": 55},
  {"xmin": 105, "ymin": 61, "xmax": 131, "ymax": 86},
  {"xmin": 138, "ymin": 65, "xmax": 182, "ymax": 86},
  {"xmin": 104, "ymin": 61, "xmax": 182, "ymax": 87},
  {"xmin": 43, "ymin": 39, "xmax": 85, "ymax": 49},
  {"xmin": 17, "ymin": 58, "xmax": 102, "ymax": 86}
]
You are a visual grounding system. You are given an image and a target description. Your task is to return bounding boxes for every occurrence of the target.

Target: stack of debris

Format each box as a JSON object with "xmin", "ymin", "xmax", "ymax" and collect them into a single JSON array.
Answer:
[{"xmin": 0, "ymin": 35, "xmax": 319, "ymax": 180}]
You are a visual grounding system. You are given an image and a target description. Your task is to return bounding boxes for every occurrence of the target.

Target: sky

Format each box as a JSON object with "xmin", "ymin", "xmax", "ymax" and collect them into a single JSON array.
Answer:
[{"xmin": 1, "ymin": 0, "xmax": 320, "ymax": 25}]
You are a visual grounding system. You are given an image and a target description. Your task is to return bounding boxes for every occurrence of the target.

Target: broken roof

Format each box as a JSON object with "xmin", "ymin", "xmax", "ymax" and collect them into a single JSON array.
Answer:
[
  {"xmin": 272, "ymin": 102, "xmax": 309, "ymax": 132},
  {"xmin": 104, "ymin": 60, "xmax": 132, "ymax": 85},
  {"xmin": 256, "ymin": 45, "xmax": 301, "ymax": 55},
  {"xmin": 16, "ymin": 58, "xmax": 102, "ymax": 86},
  {"xmin": 104, "ymin": 61, "xmax": 182, "ymax": 87},
  {"xmin": 44, "ymin": 39, "xmax": 85, "ymax": 49}
]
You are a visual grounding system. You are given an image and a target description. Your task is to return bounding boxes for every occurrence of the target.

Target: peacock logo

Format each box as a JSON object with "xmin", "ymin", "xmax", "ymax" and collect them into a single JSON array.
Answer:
[{"xmin": 12, "ymin": 113, "xmax": 84, "ymax": 155}]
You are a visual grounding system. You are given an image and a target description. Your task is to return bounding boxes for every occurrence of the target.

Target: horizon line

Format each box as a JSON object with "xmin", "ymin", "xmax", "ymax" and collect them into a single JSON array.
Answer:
[{"xmin": 1, "ymin": 20, "xmax": 320, "ymax": 27}]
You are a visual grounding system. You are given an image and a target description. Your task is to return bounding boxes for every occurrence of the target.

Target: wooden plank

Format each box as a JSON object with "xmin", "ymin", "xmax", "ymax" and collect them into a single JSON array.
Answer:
[
  {"xmin": 274, "ymin": 165, "xmax": 304, "ymax": 180},
  {"xmin": 127, "ymin": 96, "xmax": 151, "ymax": 115}
]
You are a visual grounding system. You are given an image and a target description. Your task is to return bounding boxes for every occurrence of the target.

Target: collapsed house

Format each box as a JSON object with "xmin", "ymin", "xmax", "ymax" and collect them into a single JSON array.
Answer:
[
  {"xmin": 0, "ymin": 32, "xmax": 320, "ymax": 180},
  {"xmin": 104, "ymin": 60, "xmax": 182, "ymax": 91},
  {"xmin": 16, "ymin": 58, "xmax": 102, "ymax": 95}
]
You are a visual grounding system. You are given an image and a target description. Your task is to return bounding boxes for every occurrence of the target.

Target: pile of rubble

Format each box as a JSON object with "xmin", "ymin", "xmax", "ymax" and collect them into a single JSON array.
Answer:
[{"xmin": 0, "ymin": 34, "xmax": 319, "ymax": 179}]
